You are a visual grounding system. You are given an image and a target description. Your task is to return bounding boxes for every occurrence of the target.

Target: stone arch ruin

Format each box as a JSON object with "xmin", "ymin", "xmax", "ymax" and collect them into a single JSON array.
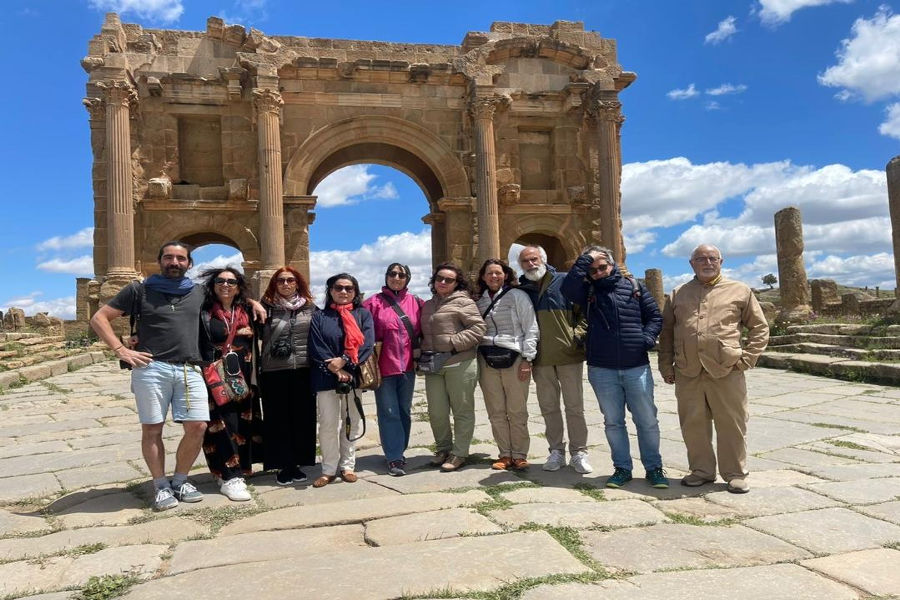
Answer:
[{"xmin": 78, "ymin": 14, "xmax": 634, "ymax": 317}]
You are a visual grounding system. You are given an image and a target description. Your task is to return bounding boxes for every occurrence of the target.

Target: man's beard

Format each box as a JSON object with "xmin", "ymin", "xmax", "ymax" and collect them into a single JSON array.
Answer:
[
  {"xmin": 163, "ymin": 265, "xmax": 187, "ymax": 279},
  {"xmin": 523, "ymin": 264, "xmax": 547, "ymax": 282}
]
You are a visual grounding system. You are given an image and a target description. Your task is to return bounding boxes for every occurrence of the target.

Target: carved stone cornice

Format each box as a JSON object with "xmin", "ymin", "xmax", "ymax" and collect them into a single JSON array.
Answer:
[
  {"xmin": 585, "ymin": 98, "xmax": 624, "ymax": 124},
  {"xmin": 97, "ymin": 80, "xmax": 137, "ymax": 109},
  {"xmin": 468, "ymin": 96, "xmax": 508, "ymax": 121},
  {"xmin": 82, "ymin": 97, "xmax": 105, "ymax": 121},
  {"xmin": 252, "ymin": 88, "xmax": 283, "ymax": 115}
]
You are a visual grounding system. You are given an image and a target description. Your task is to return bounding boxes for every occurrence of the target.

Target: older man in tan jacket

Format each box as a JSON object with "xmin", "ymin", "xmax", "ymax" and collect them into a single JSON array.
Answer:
[{"xmin": 658, "ymin": 244, "xmax": 769, "ymax": 493}]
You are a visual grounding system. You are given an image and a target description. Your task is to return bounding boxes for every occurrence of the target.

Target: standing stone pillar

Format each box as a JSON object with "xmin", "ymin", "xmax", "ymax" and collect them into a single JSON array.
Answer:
[
  {"xmin": 254, "ymin": 89, "xmax": 286, "ymax": 270},
  {"xmin": 585, "ymin": 91, "xmax": 626, "ymax": 268},
  {"xmin": 644, "ymin": 268, "xmax": 665, "ymax": 311},
  {"xmin": 887, "ymin": 156, "xmax": 900, "ymax": 313},
  {"xmin": 470, "ymin": 96, "xmax": 504, "ymax": 265},
  {"xmin": 774, "ymin": 206, "xmax": 813, "ymax": 321},
  {"xmin": 97, "ymin": 80, "xmax": 139, "ymax": 302}
]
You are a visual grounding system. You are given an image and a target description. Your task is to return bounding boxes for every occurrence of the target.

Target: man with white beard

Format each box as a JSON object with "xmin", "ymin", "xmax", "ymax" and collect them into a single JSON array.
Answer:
[{"xmin": 517, "ymin": 245, "xmax": 591, "ymax": 474}]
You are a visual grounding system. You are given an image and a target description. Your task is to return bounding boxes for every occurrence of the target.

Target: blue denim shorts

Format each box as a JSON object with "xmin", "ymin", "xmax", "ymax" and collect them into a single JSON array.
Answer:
[{"xmin": 131, "ymin": 361, "xmax": 209, "ymax": 424}]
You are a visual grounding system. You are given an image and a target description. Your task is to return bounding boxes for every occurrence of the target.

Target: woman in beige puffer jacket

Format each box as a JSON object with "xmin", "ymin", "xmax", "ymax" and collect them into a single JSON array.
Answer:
[{"xmin": 420, "ymin": 262, "xmax": 486, "ymax": 472}]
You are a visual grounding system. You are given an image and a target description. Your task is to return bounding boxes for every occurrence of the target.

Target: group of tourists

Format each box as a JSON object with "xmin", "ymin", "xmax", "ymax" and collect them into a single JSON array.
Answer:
[{"xmin": 91, "ymin": 239, "xmax": 768, "ymax": 511}]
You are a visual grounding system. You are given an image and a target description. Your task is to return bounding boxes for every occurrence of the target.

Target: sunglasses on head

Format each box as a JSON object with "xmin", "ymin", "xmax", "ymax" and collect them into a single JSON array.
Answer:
[
  {"xmin": 387, "ymin": 271, "xmax": 408, "ymax": 279},
  {"xmin": 276, "ymin": 277, "xmax": 296, "ymax": 284},
  {"xmin": 434, "ymin": 275, "xmax": 457, "ymax": 285},
  {"xmin": 214, "ymin": 277, "xmax": 238, "ymax": 286},
  {"xmin": 332, "ymin": 284, "xmax": 355, "ymax": 293}
]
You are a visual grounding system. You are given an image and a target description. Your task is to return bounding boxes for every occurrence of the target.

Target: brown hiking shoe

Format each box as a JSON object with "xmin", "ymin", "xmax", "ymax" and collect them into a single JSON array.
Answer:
[
  {"xmin": 511, "ymin": 458, "xmax": 529, "ymax": 470},
  {"xmin": 430, "ymin": 451, "xmax": 450, "ymax": 466},
  {"xmin": 492, "ymin": 456, "xmax": 513, "ymax": 470},
  {"xmin": 440, "ymin": 454, "xmax": 466, "ymax": 472},
  {"xmin": 680, "ymin": 473, "xmax": 715, "ymax": 487}
]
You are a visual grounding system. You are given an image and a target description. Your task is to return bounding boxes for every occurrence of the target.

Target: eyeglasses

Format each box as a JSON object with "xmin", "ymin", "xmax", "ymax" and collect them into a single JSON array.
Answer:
[
  {"xmin": 589, "ymin": 264, "xmax": 611, "ymax": 275},
  {"xmin": 214, "ymin": 277, "xmax": 238, "ymax": 286},
  {"xmin": 692, "ymin": 256, "xmax": 721, "ymax": 264},
  {"xmin": 387, "ymin": 271, "xmax": 408, "ymax": 279},
  {"xmin": 332, "ymin": 285, "xmax": 355, "ymax": 293},
  {"xmin": 434, "ymin": 275, "xmax": 457, "ymax": 285},
  {"xmin": 276, "ymin": 277, "xmax": 296, "ymax": 284}
]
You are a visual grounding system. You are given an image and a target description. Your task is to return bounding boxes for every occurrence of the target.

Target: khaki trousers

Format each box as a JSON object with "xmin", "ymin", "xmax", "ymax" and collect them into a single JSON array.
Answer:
[
  {"xmin": 317, "ymin": 389, "xmax": 361, "ymax": 476},
  {"xmin": 533, "ymin": 362, "xmax": 587, "ymax": 455},
  {"xmin": 675, "ymin": 368, "xmax": 748, "ymax": 482},
  {"xmin": 425, "ymin": 358, "xmax": 478, "ymax": 458},
  {"xmin": 478, "ymin": 355, "xmax": 530, "ymax": 459}
]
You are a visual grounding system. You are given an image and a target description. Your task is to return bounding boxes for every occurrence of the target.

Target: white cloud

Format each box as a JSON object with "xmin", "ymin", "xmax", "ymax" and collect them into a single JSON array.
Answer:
[
  {"xmin": 706, "ymin": 83, "xmax": 748, "ymax": 96},
  {"xmin": 756, "ymin": 0, "xmax": 853, "ymax": 26},
  {"xmin": 88, "ymin": 0, "xmax": 184, "ymax": 23},
  {"xmin": 705, "ymin": 16, "xmax": 738, "ymax": 44},
  {"xmin": 37, "ymin": 228, "xmax": 94, "ymax": 251},
  {"xmin": 186, "ymin": 252, "xmax": 244, "ymax": 281},
  {"xmin": 807, "ymin": 252, "xmax": 896, "ymax": 288},
  {"xmin": 879, "ymin": 102, "xmax": 900, "ymax": 139},
  {"xmin": 313, "ymin": 165, "xmax": 401, "ymax": 208},
  {"xmin": 36, "ymin": 256, "xmax": 94, "ymax": 276},
  {"xmin": 666, "ymin": 84, "xmax": 699, "ymax": 100},
  {"xmin": 705, "ymin": 101, "xmax": 722, "ymax": 111},
  {"xmin": 818, "ymin": 7, "xmax": 900, "ymax": 102},
  {"xmin": 309, "ymin": 230, "xmax": 433, "ymax": 305},
  {"xmin": 0, "ymin": 292, "xmax": 76, "ymax": 320}
]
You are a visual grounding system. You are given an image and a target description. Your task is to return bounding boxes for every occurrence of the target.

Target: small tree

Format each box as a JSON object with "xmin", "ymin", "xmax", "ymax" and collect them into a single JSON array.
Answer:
[{"xmin": 761, "ymin": 273, "xmax": 777, "ymax": 289}]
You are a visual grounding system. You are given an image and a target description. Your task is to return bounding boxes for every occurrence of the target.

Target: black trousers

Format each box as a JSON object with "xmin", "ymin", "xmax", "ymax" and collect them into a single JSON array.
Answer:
[{"xmin": 259, "ymin": 368, "xmax": 317, "ymax": 471}]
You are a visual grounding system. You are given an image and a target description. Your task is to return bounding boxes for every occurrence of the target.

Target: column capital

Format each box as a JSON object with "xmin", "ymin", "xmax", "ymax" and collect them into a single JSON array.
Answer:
[
  {"xmin": 83, "ymin": 97, "xmax": 105, "ymax": 121},
  {"xmin": 253, "ymin": 88, "xmax": 283, "ymax": 115},
  {"xmin": 585, "ymin": 98, "xmax": 624, "ymax": 124},
  {"xmin": 97, "ymin": 79, "xmax": 137, "ymax": 109},
  {"xmin": 468, "ymin": 95, "xmax": 508, "ymax": 120}
]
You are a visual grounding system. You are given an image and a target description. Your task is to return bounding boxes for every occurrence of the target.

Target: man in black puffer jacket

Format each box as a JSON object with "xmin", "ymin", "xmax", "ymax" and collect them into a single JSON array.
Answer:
[{"xmin": 562, "ymin": 245, "xmax": 668, "ymax": 490}]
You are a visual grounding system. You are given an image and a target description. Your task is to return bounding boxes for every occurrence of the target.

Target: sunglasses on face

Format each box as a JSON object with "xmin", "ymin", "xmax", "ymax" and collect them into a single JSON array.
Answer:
[
  {"xmin": 434, "ymin": 275, "xmax": 457, "ymax": 285},
  {"xmin": 332, "ymin": 285, "xmax": 355, "ymax": 293},
  {"xmin": 276, "ymin": 277, "xmax": 296, "ymax": 284},
  {"xmin": 214, "ymin": 277, "xmax": 238, "ymax": 286},
  {"xmin": 589, "ymin": 264, "xmax": 611, "ymax": 275},
  {"xmin": 387, "ymin": 271, "xmax": 408, "ymax": 279}
]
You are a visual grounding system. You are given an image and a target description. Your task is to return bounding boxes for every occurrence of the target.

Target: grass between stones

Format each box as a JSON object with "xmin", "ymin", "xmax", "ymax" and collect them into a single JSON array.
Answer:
[
  {"xmin": 826, "ymin": 439, "xmax": 875, "ymax": 452},
  {"xmin": 573, "ymin": 483, "xmax": 607, "ymax": 501},
  {"xmin": 399, "ymin": 572, "xmax": 613, "ymax": 600},
  {"xmin": 74, "ymin": 572, "xmax": 141, "ymax": 600},
  {"xmin": 663, "ymin": 512, "xmax": 739, "ymax": 527},
  {"xmin": 187, "ymin": 505, "xmax": 264, "ymax": 534},
  {"xmin": 809, "ymin": 422, "xmax": 868, "ymax": 433}
]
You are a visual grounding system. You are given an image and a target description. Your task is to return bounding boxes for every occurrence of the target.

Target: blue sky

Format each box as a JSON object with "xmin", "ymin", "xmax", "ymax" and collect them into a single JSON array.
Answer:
[{"xmin": 1, "ymin": 0, "xmax": 898, "ymax": 317}]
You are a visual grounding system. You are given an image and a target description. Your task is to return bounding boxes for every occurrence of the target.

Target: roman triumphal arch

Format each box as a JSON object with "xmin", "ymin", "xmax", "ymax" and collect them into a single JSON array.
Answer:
[{"xmin": 77, "ymin": 13, "xmax": 635, "ymax": 317}]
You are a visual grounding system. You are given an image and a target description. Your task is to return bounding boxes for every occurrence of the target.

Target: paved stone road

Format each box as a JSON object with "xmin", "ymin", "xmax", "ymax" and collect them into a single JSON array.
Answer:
[{"xmin": 1, "ymin": 360, "xmax": 899, "ymax": 599}]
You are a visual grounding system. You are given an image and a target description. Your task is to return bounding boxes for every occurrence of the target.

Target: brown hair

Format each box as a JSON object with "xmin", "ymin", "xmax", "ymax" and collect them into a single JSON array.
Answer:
[{"xmin": 261, "ymin": 266, "xmax": 314, "ymax": 305}]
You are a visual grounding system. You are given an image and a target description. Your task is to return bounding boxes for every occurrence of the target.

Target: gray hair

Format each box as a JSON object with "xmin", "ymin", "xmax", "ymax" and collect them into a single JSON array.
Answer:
[
  {"xmin": 690, "ymin": 244, "xmax": 723, "ymax": 261},
  {"xmin": 518, "ymin": 245, "xmax": 547, "ymax": 262},
  {"xmin": 583, "ymin": 245, "xmax": 615, "ymax": 266}
]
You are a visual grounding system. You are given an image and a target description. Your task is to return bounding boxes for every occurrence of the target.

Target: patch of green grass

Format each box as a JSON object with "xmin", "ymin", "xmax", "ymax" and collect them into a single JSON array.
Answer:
[
  {"xmin": 664, "ymin": 512, "xmax": 738, "ymax": 527},
  {"xmin": 41, "ymin": 382, "xmax": 71, "ymax": 394},
  {"xmin": 810, "ymin": 422, "xmax": 867, "ymax": 433},
  {"xmin": 573, "ymin": 483, "xmax": 607, "ymax": 502},
  {"xmin": 399, "ymin": 572, "xmax": 612, "ymax": 600},
  {"xmin": 67, "ymin": 543, "xmax": 107, "ymax": 557},
  {"xmin": 826, "ymin": 440, "xmax": 873, "ymax": 452},
  {"xmin": 473, "ymin": 496, "xmax": 513, "ymax": 517},
  {"xmin": 188, "ymin": 505, "xmax": 263, "ymax": 534},
  {"xmin": 882, "ymin": 541, "xmax": 900, "ymax": 551},
  {"xmin": 413, "ymin": 411, "xmax": 430, "ymax": 422},
  {"xmin": 75, "ymin": 572, "xmax": 140, "ymax": 600}
]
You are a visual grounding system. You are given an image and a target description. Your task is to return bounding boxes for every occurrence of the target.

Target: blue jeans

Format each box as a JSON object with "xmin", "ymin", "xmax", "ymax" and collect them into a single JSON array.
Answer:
[
  {"xmin": 587, "ymin": 364, "xmax": 662, "ymax": 472},
  {"xmin": 375, "ymin": 370, "xmax": 416, "ymax": 462}
]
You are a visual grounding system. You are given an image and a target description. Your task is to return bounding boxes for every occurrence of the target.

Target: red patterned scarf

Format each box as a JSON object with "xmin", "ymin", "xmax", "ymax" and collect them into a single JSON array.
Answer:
[{"xmin": 331, "ymin": 303, "xmax": 364, "ymax": 363}]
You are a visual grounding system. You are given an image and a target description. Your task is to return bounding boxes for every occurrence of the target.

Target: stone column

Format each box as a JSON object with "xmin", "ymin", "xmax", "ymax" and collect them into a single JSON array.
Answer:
[
  {"xmin": 254, "ymin": 88, "xmax": 286, "ymax": 270},
  {"xmin": 644, "ymin": 268, "xmax": 665, "ymax": 311},
  {"xmin": 585, "ymin": 93, "xmax": 626, "ymax": 268},
  {"xmin": 774, "ymin": 206, "xmax": 813, "ymax": 321},
  {"xmin": 887, "ymin": 156, "xmax": 900, "ymax": 313},
  {"xmin": 470, "ymin": 97, "xmax": 504, "ymax": 266}
]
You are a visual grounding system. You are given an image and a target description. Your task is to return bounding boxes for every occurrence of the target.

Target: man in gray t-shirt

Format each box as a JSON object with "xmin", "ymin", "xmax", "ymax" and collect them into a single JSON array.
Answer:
[{"xmin": 92, "ymin": 242, "xmax": 214, "ymax": 511}]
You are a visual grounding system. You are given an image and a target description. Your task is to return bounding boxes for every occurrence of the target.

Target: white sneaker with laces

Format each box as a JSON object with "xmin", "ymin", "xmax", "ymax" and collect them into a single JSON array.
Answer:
[
  {"xmin": 542, "ymin": 449, "xmax": 566, "ymax": 472},
  {"xmin": 570, "ymin": 450, "xmax": 593, "ymax": 474},
  {"xmin": 220, "ymin": 477, "xmax": 251, "ymax": 502}
]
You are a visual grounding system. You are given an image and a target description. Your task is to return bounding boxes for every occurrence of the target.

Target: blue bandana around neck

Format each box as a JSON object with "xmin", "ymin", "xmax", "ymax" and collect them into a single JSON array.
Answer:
[{"xmin": 144, "ymin": 274, "xmax": 195, "ymax": 296}]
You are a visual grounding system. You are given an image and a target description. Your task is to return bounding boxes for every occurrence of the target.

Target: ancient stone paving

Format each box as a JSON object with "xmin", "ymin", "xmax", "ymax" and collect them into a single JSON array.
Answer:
[{"xmin": 1, "ymin": 360, "xmax": 899, "ymax": 599}]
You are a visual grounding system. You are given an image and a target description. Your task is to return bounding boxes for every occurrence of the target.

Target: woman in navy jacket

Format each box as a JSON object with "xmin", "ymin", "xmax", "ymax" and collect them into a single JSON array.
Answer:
[
  {"xmin": 561, "ymin": 246, "xmax": 668, "ymax": 490},
  {"xmin": 309, "ymin": 273, "xmax": 375, "ymax": 488}
]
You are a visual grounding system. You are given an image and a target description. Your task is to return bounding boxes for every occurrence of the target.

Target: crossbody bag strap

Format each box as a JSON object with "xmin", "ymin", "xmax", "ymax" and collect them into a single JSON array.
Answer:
[
  {"xmin": 481, "ymin": 286, "xmax": 513, "ymax": 319},
  {"xmin": 380, "ymin": 292, "xmax": 420, "ymax": 350},
  {"xmin": 262, "ymin": 310, "xmax": 293, "ymax": 357}
]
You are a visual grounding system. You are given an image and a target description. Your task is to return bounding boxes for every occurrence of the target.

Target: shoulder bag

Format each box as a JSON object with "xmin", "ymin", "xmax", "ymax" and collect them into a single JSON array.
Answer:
[
  {"xmin": 477, "ymin": 287, "xmax": 520, "ymax": 369},
  {"xmin": 202, "ymin": 310, "xmax": 252, "ymax": 406}
]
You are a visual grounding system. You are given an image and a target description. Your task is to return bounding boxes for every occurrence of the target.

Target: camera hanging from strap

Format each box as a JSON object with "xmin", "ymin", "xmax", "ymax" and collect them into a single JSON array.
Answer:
[{"xmin": 342, "ymin": 387, "xmax": 367, "ymax": 442}]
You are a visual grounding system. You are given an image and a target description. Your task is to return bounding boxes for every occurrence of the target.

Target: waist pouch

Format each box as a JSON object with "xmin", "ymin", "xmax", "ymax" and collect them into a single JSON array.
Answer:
[{"xmin": 478, "ymin": 345, "xmax": 519, "ymax": 369}]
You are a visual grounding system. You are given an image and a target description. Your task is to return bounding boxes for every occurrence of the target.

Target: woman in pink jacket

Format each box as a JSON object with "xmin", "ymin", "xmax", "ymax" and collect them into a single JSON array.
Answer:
[{"xmin": 362, "ymin": 264, "xmax": 423, "ymax": 476}]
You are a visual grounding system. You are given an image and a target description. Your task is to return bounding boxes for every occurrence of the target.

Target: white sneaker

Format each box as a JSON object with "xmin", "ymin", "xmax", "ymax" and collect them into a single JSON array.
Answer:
[
  {"xmin": 220, "ymin": 477, "xmax": 251, "ymax": 502},
  {"xmin": 570, "ymin": 450, "xmax": 593, "ymax": 474},
  {"xmin": 542, "ymin": 449, "xmax": 566, "ymax": 472}
]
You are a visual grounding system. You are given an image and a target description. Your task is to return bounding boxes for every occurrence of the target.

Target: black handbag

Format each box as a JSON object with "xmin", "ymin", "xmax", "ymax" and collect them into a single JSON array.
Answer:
[{"xmin": 478, "ymin": 345, "xmax": 519, "ymax": 369}]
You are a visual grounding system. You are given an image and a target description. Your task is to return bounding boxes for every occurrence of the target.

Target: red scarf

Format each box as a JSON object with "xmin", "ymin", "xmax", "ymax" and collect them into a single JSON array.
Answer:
[
  {"xmin": 211, "ymin": 302, "xmax": 250, "ymax": 351},
  {"xmin": 331, "ymin": 303, "xmax": 364, "ymax": 364}
]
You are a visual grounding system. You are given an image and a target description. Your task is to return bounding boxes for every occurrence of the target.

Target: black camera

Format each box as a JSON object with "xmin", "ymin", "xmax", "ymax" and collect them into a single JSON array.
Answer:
[
  {"xmin": 335, "ymin": 381, "xmax": 353, "ymax": 395},
  {"xmin": 270, "ymin": 337, "xmax": 292, "ymax": 359}
]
